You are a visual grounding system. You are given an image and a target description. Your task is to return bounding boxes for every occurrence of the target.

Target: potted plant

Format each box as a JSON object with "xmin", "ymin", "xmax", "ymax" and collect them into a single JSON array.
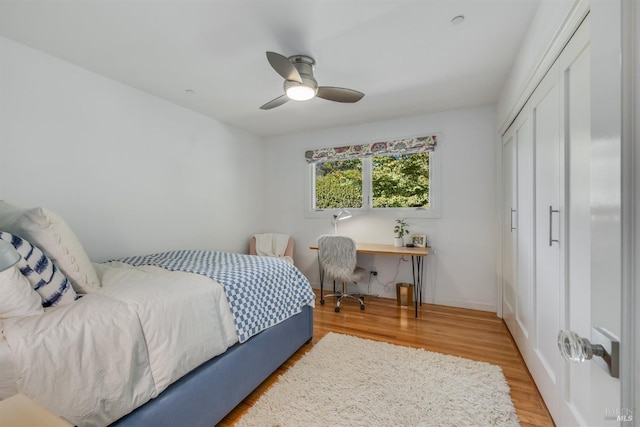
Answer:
[{"xmin": 393, "ymin": 219, "xmax": 409, "ymax": 247}]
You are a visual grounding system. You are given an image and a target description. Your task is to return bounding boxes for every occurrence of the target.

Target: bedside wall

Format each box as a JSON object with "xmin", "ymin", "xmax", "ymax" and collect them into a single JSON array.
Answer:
[{"xmin": 0, "ymin": 36, "xmax": 266, "ymax": 261}]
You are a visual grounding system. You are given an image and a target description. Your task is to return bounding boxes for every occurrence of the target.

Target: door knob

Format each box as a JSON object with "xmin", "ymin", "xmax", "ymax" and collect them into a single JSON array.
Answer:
[
  {"xmin": 557, "ymin": 330, "xmax": 604, "ymax": 362},
  {"xmin": 557, "ymin": 328, "xmax": 619, "ymax": 378}
]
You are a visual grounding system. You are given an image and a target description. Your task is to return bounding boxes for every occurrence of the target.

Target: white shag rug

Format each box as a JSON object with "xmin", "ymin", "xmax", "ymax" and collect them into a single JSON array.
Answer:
[{"xmin": 237, "ymin": 332, "xmax": 520, "ymax": 427}]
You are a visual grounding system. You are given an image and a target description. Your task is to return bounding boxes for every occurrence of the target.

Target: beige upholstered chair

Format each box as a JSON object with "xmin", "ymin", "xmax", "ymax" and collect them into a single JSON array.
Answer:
[
  {"xmin": 317, "ymin": 235, "xmax": 366, "ymax": 312},
  {"xmin": 249, "ymin": 234, "xmax": 295, "ymax": 264}
]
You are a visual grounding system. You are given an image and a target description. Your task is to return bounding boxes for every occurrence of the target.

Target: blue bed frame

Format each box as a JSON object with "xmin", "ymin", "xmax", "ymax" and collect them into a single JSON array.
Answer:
[{"xmin": 110, "ymin": 305, "xmax": 313, "ymax": 427}]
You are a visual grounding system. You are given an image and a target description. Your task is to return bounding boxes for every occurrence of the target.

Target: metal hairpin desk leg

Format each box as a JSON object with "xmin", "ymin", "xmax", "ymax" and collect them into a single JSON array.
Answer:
[{"xmin": 411, "ymin": 256, "xmax": 425, "ymax": 317}]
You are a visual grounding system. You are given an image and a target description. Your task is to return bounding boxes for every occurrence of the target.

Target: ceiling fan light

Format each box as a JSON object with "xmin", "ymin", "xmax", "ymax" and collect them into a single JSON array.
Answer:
[{"xmin": 286, "ymin": 84, "xmax": 316, "ymax": 101}]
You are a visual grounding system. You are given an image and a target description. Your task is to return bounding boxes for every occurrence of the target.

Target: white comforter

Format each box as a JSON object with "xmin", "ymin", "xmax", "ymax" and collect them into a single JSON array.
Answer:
[{"xmin": 2, "ymin": 263, "xmax": 238, "ymax": 426}]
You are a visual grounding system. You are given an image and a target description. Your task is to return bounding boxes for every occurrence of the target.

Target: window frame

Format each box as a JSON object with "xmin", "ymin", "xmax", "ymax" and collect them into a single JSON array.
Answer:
[{"xmin": 306, "ymin": 150, "xmax": 441, "ymax": 219}]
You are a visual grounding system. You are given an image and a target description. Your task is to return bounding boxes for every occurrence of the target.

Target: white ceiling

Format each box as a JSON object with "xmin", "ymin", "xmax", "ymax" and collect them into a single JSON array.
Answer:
[{"xmin": 0, "ymin": 0, "xmax": 539, "ymax": 137}]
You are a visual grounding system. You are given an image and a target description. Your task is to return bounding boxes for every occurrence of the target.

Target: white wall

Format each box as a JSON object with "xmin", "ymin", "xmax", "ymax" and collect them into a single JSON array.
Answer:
[
  {"xmin": 264, "ymin": 105, "xmax": 498, "ymax": 311},
  {"xmin": 0, "ymin": 36, "xmax": 499, "ymax": 312},
  {"xmin": 0, "ymin": 36, "xmax": 266, "ymax": 261}
]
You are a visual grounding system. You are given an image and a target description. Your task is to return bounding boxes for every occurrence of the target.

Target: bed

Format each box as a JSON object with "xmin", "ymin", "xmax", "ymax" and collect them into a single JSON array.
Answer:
[{"xmin": 0, "ymin": 201, "xmax": 315, "ymax": 427}]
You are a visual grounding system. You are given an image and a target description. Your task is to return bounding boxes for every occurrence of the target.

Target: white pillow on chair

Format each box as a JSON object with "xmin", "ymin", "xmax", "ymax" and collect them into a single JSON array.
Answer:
[{"xmin": 0, "ymin": 201, "xmax": 101, "ymax": 294}]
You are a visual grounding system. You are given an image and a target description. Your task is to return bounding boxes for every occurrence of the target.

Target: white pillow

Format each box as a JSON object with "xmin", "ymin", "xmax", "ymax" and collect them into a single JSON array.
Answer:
[
  {"xmin": 0, "ymin": 266, "xmax": 44, "ymax": 318},
  {"xmin": 0, "ymin": 231, "xmax": 78, "ymax": 307},
  {"xmin": 0, "ymin": 201, "xmax": 100, "ymax": 294}
]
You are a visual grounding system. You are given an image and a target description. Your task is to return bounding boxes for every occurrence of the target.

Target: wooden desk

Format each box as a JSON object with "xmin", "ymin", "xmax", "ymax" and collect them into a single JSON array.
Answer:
[{"xmin": 309, "ymin": 243, "xmax": 430, "ymax": 317}]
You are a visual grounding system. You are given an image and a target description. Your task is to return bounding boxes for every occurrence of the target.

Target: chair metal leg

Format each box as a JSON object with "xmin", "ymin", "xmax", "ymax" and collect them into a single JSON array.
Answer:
[{"xmin": 323, "ymin": 281, "xmax": 365, "ymax": 312}]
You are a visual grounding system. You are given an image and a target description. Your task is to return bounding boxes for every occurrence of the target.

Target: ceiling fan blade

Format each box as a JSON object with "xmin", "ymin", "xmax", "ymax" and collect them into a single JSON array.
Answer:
[
  {"xmin": 316, "ymin": 86, "xmax": 365, "ymax": 103},
  {"xmin": 260, "ymin": 94, "xmax": 289, "ymax": 110},
  {"xmin": 266, "ymin": 51, "xmax": 302, "ymax": 83}
]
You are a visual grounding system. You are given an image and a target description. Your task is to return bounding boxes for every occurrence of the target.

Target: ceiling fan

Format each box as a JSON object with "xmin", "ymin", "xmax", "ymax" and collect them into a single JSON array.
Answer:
[{"xmin": 260, "ymin": 51, "xmax": 365, "ymax": 110}]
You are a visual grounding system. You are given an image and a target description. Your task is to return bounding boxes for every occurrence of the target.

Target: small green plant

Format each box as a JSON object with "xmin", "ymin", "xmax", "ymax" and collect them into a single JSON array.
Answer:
[{"xmin": 394, "ymin": 218, "xmax": 409, "ymax": 238}]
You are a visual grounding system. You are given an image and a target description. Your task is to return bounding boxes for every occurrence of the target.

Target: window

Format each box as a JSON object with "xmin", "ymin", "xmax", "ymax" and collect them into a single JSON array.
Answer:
[
  {"xmin": 307, "ymin": 135, "xmax": 440, "ymax": 218},
  {"xmin": 314, "ymin": 159, "xmax": 362, "ymax": 209},
  {"xmin": 372, "ymin": 153, "xmax": 429, "ymax": 208}
]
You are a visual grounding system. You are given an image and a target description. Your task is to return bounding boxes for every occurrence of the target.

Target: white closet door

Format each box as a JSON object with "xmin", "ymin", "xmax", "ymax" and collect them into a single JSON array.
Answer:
[
  {"xmin": 501, "ymin": 134, "xmax": 517, "ymax": 325},
  {"xmin": 562, "ymin": 17, "xmax": 593, "ymax": 426},
  {"xmin": 502, "ymin": 114, "xmax": 534, "ymax": 359},
  {"xmin": 532, "ymin": 62, "xmax": 563, "ymax": 421},
  {"xmin": 515, "ymin": 115, "xmax": 534, "ymax": 342}
]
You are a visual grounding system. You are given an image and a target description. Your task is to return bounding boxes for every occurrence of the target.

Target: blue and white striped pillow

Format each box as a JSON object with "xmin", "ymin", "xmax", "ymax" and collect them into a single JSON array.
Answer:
[{"xmin": 0, "ymin": 231, "xmax": 78, "ymax": 307}]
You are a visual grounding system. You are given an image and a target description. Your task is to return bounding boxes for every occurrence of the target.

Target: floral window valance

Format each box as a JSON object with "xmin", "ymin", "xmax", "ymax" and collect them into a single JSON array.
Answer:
[{"xmin": 304, "ymin": 135, "xmax": 437, "ymax": 163}]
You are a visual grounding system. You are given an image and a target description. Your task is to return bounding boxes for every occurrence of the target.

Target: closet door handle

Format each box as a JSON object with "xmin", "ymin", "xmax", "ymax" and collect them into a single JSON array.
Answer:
[
  {"xmin": 549, "ymin": 205, "xmax": 560, "ymax": 246},
  {"xmin": 510, "ymin": 208, "xmax": 516, "ymax": 232}
]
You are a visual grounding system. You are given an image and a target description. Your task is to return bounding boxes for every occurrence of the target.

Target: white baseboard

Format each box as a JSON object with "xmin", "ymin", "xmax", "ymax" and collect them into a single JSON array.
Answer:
[
  {"xmin": 309, "ymin": 282, "xmax": 496, "ymax": 313},
  {"xmin": 421, "ymin": 295, "xmax": 496, "ymax": 313}
]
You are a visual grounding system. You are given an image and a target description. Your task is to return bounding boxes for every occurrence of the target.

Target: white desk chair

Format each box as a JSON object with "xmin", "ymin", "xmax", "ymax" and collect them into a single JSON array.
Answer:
[{"xmin": 317, "ymin": 235, "xmax": 366, "ymax": 312}]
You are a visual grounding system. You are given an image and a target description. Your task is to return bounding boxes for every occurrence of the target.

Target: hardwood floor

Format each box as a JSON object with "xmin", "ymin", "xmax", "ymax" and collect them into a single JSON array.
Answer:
[{"xmin": 218, "ymin": 290, "xmax": 554, "ymax": 426}]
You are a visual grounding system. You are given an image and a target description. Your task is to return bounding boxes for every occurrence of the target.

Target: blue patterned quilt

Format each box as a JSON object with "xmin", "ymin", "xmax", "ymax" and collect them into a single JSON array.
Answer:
[{"xmin": 117, "ymin": 250, "xmax": 315, "ymax": 343}]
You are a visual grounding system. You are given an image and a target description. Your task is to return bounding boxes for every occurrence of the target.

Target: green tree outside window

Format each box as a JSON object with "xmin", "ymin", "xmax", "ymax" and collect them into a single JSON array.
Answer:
[
  {"xmin": 315, "ymin": 159, "xmax": 362, "ymax": 209},
  {"xmin": 372, "ymin": 153, "xmax": 429, "ymax": 208},
  {"xmin": 314, "ymin": 153, "xmax": 430, "ymax": 210}
]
